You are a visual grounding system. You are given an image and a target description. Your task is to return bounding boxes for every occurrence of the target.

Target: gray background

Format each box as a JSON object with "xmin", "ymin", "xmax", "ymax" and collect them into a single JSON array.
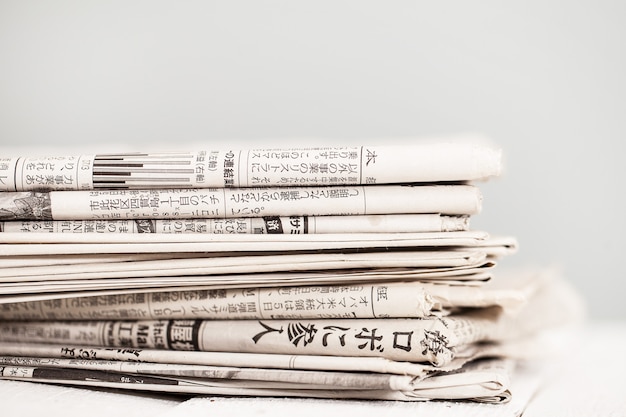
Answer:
[{"xmin": 1, "ymin": 1, "xmax": 624, "ymax": 320}]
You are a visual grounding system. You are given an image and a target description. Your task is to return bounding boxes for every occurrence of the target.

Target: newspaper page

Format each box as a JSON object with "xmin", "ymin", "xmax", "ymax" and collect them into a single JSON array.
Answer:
[
  {"xmin": 0, "ymin": 275, "xmax": 535, "ymax": 321},
  {"xmin": 0, "ymin": 257, "xmax": 495, "ymax": 280},
  {"xmin": 0, "ymin": 185, "xmax": 482, "ymax": 221},
  {"xmin": 0, "ymin": 281, "xmax": 441, "ymax": 321},
  {"xmin": 0, "ymin": 142, "xmax": 502, "ymax": 191},
  {"xmin": 0, "ymin": 342, "xmax": 437, "ymax": 376},
  {"xmin": 0, "ymin": 334, "xmax": 551, "ymax": 377},
  {"xmin": 0, "ymin": 230, "xmax": 492, "ymax": 255},
  {"xmin": 0, "ymin": 250, "xmax": 488, "ymax": 282},
  {"xmin": 0, "ymin": 359, "xmax": 512, "ymax": 402},
  {"xmin": 0, "ymin": 214, "xmax": 469, "ymax": 234},
  {"xmin": 0, "ymin": 355, "xmax": 418, "ymax": 391},
  {"xmin": 1, "ymin": 273, "xmax": 576, "ymax": 367},
  {"xmin": 0, "ymin": 229, "xmax": 489, "ymax": 244},
  {"xmin": 0, "ymin": 356, "xmax": 512, "ymax": 402},
  {"xmin": 0, "ymin": 263, "xmax": 495, "ymax": 299},
  {"xmin": 0, "ymin": 308, "xmax": 504, "ymax": 366}
]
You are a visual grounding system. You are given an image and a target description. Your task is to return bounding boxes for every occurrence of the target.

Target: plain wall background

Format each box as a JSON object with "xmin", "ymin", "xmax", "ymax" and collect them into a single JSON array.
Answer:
[{"xmin": 1, "ymin": 1, "xmax": 624, "ymax": 320}]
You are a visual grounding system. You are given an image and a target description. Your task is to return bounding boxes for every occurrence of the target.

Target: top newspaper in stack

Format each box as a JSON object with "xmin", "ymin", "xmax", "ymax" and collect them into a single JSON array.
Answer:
[
  {"xmin": 0, "ymin": 142, "xmax": 501, "ymax": 222},
  {"xmin": 0, "ymin": 141, "xmax": 501, "ymax": 192}
]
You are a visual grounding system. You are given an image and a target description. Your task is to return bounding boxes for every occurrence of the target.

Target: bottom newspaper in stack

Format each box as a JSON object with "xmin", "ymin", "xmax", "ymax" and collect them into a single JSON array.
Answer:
[{"xmin": 0, "ymin": 232, "xmax": 583, "ymax": 403}]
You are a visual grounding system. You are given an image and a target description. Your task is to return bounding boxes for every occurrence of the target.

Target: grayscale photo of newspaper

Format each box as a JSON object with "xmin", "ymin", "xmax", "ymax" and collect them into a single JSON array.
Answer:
[
  {"xmin": 0, "ymin": 184, "xmax": 482, "ymax": 221},
  {"xmin": 0, "ymin": 139, "xmax": 585, "ymax": 405},
  {"xmin": 0, "ymin": 214, "xmax": 470, "ymax": 234},
  {"xmin": 0, "ymin": 142, "xmax": 502, "ymax": 191}
]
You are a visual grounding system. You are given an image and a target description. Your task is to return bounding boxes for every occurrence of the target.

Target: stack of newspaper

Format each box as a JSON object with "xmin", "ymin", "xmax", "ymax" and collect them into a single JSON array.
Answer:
[{"xmin": 0, "ymin": 140, "xmax": 581, "ymax": 403}]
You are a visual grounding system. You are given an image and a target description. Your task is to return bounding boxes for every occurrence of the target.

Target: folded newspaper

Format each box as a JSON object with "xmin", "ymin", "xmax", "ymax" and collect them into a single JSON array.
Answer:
[{"xmin": 0, "ymin": 140, "xmax": 583, "ymax": 404}]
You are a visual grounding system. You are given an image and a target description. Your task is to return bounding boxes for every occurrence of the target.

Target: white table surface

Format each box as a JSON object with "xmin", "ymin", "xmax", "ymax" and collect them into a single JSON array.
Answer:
[{"xmin": 1, "ymin": 321, "xmax": 624, "ymax": 417}]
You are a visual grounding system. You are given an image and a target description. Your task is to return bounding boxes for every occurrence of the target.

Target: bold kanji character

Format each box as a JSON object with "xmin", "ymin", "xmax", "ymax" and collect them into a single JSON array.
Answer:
[
  {"xmin": 252, "ymin": 321, "xmax": 284, "ymax": 344},
  {"xmin": 420, "ymin": 330, "xmax": 449, "ymax": 356},
  {"xmin": 321, "ymin": 325, "xmax": 350, "ymax": 347},
  {"xmin": 392, "ymin": 331, "xmax": 414, "ymax": 352},
  {"xmin": 355, "ymin": 327, "xmax": 384, "ymax": 352},
  {"xmin": 287, "ymin": 322, "xmax": 317, "ymax": 347}
]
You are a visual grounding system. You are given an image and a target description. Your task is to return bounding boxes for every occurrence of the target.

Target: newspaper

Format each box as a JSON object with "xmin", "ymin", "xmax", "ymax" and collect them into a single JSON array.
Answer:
[
  {"xmin": 0, "ymin": 356, "xmax": 513, "ymax": 402},
  {"xmin": 0, "ymin": 271, "xmax": 579, "ymax": 368},
  {"xmin": 0, "ymin": 342, "xmax": 451, "ymax": 376},
  {"xmin": 0, "ymin": 306, "xmax": 580, "ymax": 404},
  {"xmin": 0, "ymin": 142, "xmax": 502, "ymax": 191},
  {"xmin": 0, "ymin": 250, "xmax": 488, "ymax": 281},
  {"xmin": 0, "ymin": 355, "xmax": 422, "ymax": 390},
  {"xmin": 0, "ymin": 309, "xmax": 504, "ymax": 366},
  {"xmin": 0, "ymin": 329, "xmax": 565, "ymax": 377},
  {"xmin": 0, "ymin": 230, "xmax": 495, "ymax": 255},
  {"xmin": 0, "ymin": 231, "xmax": 505, "ymax": 286},
  {"xmin": 0, "ymin": 214, "xmax": 470, "ymax": 234},
  {"xmin": 1, "ymin": 141, "xmax": 578, "ymax": 406},
  {"xmin": 0, "ymin": 263, "xmax": 495, "ymax": 300},
  {"xmin": 0, "ymin": 185, "xmax": 482, "ymax": 222},
  {"xmin": 0, "ymin": 268, "xmax": 539, "ymax": 320}
]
